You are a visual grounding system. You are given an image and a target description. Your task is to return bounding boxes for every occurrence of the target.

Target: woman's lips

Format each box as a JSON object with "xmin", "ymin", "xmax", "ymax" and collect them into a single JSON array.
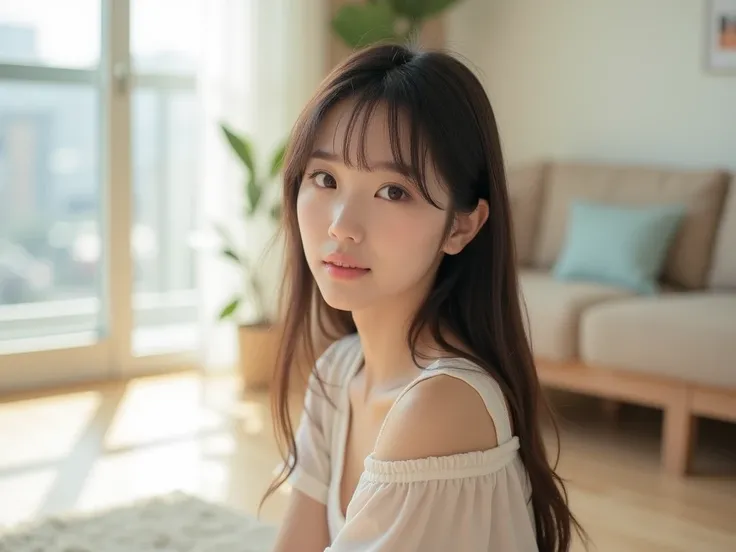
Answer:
[
  {"xmin": 322, "ymin": 261, "xmax": 371, "ymax": 280},
  {"xmin": 321, "ymin": 253, "xmax": 370, "ymax": 280}
]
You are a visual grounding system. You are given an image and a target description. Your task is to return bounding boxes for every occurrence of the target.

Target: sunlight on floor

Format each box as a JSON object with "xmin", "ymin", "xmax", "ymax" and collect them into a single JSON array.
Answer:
[
  {"xmin": 0, "ymin": 372, "xmax": 290, "ymax": 529},
  {"xmin": 77, "ymin": 440, "xmax": 205, "ymax": 512},
  {"xmin": 0, "ymin": 469, "xmax": 57, "ymax": 527},
  {"xmin": 0, "ymin": 391, "xmax": 102, "ymax": 470},
  {"xmin": 103, "ymin": 376, "xmax": 224, "ymax": 450}
]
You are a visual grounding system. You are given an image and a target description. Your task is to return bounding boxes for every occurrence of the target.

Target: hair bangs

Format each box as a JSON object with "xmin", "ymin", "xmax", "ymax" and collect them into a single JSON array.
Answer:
[{"xmin": 291, "ymin": 77, "xmax": 448, "ymax": 210}]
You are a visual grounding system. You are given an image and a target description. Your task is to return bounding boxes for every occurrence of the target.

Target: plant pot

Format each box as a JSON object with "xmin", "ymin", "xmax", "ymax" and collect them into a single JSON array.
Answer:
[{"xmin": 237, "ymin": 321, "xmax": 282, "ymax": 393}]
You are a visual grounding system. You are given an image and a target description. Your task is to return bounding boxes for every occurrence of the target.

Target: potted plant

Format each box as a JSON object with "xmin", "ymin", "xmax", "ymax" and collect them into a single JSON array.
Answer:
[
  {"xmin": 331, "ymin": 0, "xmax": 461, "ymax": 49},
  {"xmin": 217, "ymin": 124, "xmax": 286, "ymax": 392}
]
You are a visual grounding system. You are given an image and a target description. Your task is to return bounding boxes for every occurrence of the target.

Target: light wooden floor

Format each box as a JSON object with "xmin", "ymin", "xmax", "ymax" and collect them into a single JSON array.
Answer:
[{"xmin": 1, "ymin": 371, "xmax": 735, "ymax": 551}]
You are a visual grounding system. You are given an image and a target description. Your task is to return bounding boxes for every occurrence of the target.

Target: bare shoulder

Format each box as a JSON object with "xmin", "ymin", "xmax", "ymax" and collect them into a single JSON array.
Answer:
[{"xmin": 373, "ymin": 374, "xmax": 499, "ymax": 462}]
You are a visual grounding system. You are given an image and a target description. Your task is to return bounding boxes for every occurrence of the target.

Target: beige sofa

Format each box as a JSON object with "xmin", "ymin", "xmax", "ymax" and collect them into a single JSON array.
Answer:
[{"xmin": 508, "ymin": 161, "xmax": 736, "ymax": 476}]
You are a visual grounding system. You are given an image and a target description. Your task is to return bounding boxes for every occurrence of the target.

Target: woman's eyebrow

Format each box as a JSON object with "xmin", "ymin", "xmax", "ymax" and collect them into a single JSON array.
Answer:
[{"xmin": 310, "ymin": 149, "xmax": 415, "ymax": 178}]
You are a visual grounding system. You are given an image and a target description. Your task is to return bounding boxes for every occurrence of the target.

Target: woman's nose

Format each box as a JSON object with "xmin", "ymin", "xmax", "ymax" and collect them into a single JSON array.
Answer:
[{"xmin": 328, "ymin": 200, "xmax": 365, "ymax": 243}]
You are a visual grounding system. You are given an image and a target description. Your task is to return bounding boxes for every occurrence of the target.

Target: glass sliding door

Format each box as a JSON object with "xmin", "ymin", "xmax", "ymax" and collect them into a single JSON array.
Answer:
[
  {"xmin": 129, "ymin": 0, "xmax": 202, "ymax": 358},
  {"xmin": 0, "ymin": 0, "xmax": 201, "ymax": 392},
  {"xmin": 0, "ymin": 0, "xmax": 111, "ymax": 390}
]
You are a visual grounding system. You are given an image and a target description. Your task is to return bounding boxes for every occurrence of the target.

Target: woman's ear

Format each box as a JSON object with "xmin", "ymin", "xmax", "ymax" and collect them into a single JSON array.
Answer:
[{"xmin": 442, "ymin": 199, "xmax": 490, "ymax": 255}]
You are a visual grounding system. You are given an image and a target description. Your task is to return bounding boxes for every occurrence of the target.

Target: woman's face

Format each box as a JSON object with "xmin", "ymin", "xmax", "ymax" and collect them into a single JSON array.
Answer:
[{"xmin": 296, "ymin": 100, "xmax": 452, "ymax": 314}]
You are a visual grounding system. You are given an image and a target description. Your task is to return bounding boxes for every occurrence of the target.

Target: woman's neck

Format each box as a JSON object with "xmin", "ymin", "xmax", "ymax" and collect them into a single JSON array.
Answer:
[{"xmin": 351, "ymin": 290, "xmax": 440, "ymax": 397}]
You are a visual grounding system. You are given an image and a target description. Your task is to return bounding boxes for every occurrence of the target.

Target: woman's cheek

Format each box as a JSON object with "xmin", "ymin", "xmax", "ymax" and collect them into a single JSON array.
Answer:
[
  {"xmin": 296, "ymin": 187, "xmax": 324, "ymax": 248},
  {"xmin": 297, "ymin": 184, "xmax": 320, "ymax": 220},
  {"xmin": 388, "ymin": 207, "xmax": 445, "ymax": 246}
]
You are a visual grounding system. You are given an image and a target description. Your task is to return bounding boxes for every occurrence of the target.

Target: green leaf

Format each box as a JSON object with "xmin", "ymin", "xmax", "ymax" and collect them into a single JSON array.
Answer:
[
  {"xmin": 270, "ymin": 203, "xmax": 282, "ymax": 221},
  {"xmin": 218, "ymin": 297, "xmax": 240, "ymax": 320},
  {"xmin": 221, "ymin": 124, "xmax": 256, "ymax": 178},
  {"xmin": 222, "ymin": 247, "xmax": 241, "ymax": 264},
  {"xmin": 269, "ymin": 141, "xmax": 287, "ymax": 177},
  {"xmin": 331, "ymin": 0, "xmax": 399, "ymax": 49},
  {"xmin": 390, "ymin": 0, "xmax": 459, "ymax": 19},
  {"xmin": 245, "ymin": 174, "xmax": 262, "ymax": 215}
]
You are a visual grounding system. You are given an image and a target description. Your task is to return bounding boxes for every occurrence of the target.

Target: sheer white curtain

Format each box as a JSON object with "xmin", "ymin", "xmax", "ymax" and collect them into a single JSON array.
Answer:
[{"xmin": 195, "ymin": 0, "xmax": 328, "ymax": 371}]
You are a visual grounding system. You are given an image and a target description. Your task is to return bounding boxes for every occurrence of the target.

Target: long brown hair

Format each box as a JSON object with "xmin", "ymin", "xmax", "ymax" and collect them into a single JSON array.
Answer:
[{"xmin": 264, "ymin": 43, "xmax": 586, "ymax": 552}]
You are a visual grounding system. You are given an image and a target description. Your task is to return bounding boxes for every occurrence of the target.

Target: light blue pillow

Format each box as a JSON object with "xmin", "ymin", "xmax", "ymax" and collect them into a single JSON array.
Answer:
[{"xmin": 552, "ymin": 201, "xmax": 686, "ymax": 294}]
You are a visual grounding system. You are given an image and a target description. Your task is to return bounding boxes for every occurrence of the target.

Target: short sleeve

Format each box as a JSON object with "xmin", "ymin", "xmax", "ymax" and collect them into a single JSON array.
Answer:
[
  {"xmin": 325, "ymin": 439, "xmax": 538, "ymax": 552},
  {"xmin": 286, "ymin": 336, "xmax": 360, "ymax": 504},
  {"xmin": 287, "ymin": 368, "xmax": 334, "ymax": 504}
]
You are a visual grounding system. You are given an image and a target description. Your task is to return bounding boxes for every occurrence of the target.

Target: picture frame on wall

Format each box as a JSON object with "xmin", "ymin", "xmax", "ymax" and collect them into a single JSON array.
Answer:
[{"xmin": 705, "ymin": 0, "xmax": 736, "ymax": 73}]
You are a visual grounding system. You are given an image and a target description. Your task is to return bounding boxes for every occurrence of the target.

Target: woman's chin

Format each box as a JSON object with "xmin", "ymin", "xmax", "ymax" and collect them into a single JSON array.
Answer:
[
  {"xmin": 316, "ymin": 283, "xmax": 372, "ymax": 313},
  {"xmin": 319, "ymin": 292, "xmax": 365, "ymax": 313}
]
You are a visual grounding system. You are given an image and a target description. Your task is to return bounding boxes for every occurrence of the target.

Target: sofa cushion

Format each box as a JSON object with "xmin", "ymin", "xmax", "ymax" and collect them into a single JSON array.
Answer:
[
  {"xmin": 532, "ymin": 162, "xmax": 730, "ymax": 289},
  {"xmin": 553, "ymin": 201, "xmax": 686, "ymax": 294},
  {"xmin": 519, "ymin": 270, "xmax": 633, "ymax": 362},
  {"xmin": 708, "ymin": 178, "xmax": 736, "ymax": 289},
  {"xmin": 580, "ymin": 294, "xmax": 736, "ymax": 388},
  {"xmin": 506, "ymin": 163, "xmax": 545, "ymax": 266}
]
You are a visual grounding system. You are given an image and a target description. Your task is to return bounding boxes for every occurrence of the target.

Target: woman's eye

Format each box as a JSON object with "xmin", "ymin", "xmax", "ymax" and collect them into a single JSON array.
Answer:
[
  {"xmin": 377, "ymin": 185, "xmax": 408, "ymax": 201},
  {"xmin": 312, "ymin": 171, "xmax": 336, "ymax": 188}
]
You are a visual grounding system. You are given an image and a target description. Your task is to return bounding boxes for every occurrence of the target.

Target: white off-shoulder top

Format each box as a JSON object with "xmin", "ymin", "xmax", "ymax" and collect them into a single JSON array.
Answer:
[{"xmin": 288, "ymin": 333, "xmax": 538, "ymax": 551}]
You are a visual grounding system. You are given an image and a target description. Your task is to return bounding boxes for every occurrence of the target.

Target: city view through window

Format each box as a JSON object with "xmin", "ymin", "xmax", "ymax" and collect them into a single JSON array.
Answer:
[{"xmin": 0, "ymin": 1, "xmax": 202, "ymax": 358}]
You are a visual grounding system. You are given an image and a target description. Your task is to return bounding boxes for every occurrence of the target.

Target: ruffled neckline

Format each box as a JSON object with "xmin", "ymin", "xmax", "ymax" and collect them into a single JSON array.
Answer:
[{"xmin": 362, "ymin": 436, "xmax": 521, "ymax": 483}]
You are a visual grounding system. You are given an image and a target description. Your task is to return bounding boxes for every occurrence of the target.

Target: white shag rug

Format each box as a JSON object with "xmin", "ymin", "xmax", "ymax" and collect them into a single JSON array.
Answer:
[{"xmin": 0, "ymin": 492, "xmax": 278, "ymax": 552}]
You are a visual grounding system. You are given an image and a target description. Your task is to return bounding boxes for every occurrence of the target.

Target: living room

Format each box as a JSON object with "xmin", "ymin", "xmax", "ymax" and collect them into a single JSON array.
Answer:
[{"xmin": 0, "ymin": 1, "xmax": 734, "ymax": 551}]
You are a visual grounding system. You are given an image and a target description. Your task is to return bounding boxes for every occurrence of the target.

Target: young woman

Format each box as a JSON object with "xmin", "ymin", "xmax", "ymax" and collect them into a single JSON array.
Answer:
[{"xmin": 266, "ymin": 43, "xmax": 585, "ymax": 551}]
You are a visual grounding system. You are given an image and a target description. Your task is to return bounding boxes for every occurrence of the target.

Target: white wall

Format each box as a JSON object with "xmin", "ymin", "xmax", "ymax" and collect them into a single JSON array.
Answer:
[{"xmin": 446, "ymin": 0, "xmax": 736, "ymax": 171}]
